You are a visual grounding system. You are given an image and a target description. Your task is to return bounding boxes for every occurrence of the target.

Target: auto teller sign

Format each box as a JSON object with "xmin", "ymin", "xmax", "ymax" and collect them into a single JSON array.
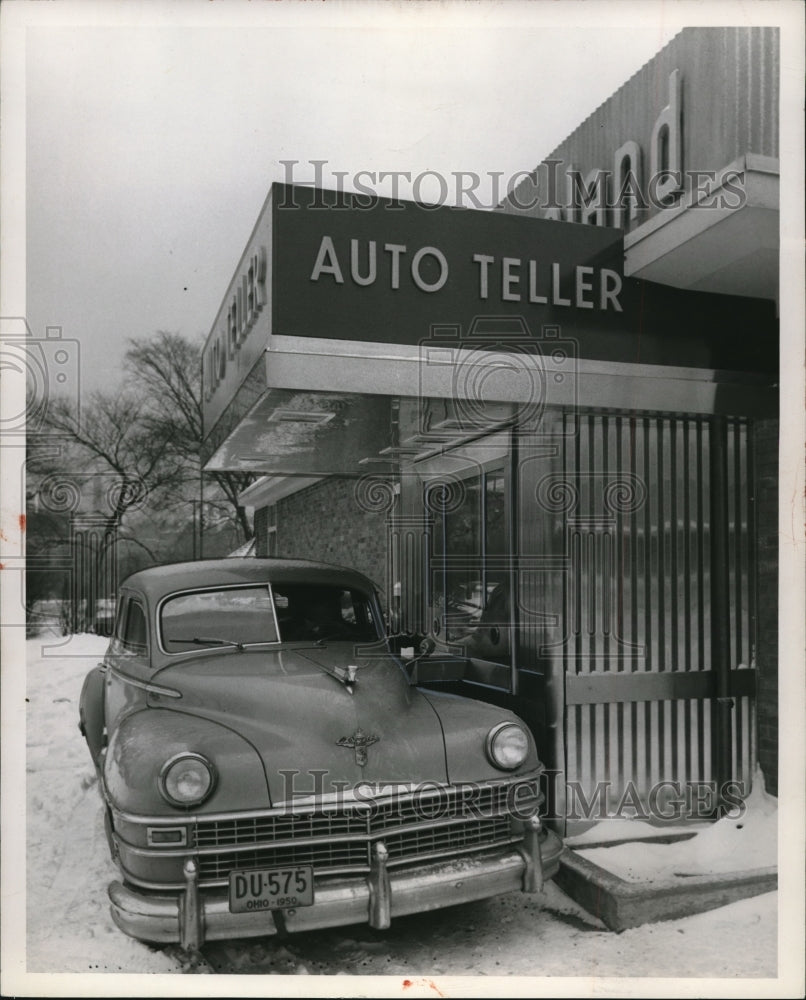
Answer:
[
  {"xmin": 202, "ymin": 182, "xmax": 778, "ymax": 413},
  {"xmin": 308, "ymin": 233, "xmax": 624, "ymax": 313},
  {"xmin": 272, "ymin": 182, "xmax": 625, "ymax": 351},
  {"xmin": 268, "ymin": 182, "xmax": 775, "ymax": 375}
]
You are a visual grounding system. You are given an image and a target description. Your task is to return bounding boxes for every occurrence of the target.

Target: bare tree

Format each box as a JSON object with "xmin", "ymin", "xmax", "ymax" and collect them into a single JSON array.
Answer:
[
  {"xmin": 124, "ymin": 330, "xmax": 255, "ymax": 541},
  {"xmin": 37, "ymin": 389, "xmax": 186, "ymax": 629},
  {"xmin": 30, "ymin": 331, "xmax": 255, "ymax": 631},
  {"xmin": 43, "ymin": 390, "xmax": 189, "ymax": 509}
]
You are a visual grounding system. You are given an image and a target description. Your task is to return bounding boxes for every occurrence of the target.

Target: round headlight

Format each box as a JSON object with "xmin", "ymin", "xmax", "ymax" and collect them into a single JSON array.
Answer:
[
  {"xmin": 159, "ymin": 753, "xmax": 215, "ymax": 806},
  {"xmin": 486, "ymin": 722, "xmax": 529, "ymax": 770}
]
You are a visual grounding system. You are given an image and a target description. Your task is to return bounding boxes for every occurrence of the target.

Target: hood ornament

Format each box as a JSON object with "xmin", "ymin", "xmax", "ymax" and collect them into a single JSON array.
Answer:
[
  {"xmin": 335, "ymin": 663, "xmax": 359, "ymax": 694},
  {"xmin": 336, "ymin": 728, "xmax": 379, "ymax": 766}
]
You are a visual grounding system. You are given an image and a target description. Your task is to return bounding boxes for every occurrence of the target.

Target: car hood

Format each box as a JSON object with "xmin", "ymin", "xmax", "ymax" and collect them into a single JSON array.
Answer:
[{"xmin": 151, "ymin": 645, "xmax": 449, "ymax": 804}]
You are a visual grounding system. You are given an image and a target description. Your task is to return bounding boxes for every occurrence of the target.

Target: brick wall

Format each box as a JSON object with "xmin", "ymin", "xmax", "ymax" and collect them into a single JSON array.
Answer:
[
  {"xmin": 255, "ymin": 477, "xmax": 389, "ymax": 605},
  {"xmin": 753, "ymin": 418, "xmax": 778, "ymax": 795},
  {"xmin": 254, "ymin": 505, "xmax": 270, "ymax": 558}
]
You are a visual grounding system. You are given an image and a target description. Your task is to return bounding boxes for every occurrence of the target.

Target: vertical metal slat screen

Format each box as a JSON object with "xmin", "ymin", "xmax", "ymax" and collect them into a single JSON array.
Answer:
[{"xmin": 561, "ymin": 413, "xmax": 755, "ymax": 816}]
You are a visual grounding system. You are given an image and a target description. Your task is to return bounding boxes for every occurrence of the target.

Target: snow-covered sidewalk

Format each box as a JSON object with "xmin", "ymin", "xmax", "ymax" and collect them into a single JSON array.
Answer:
[
  {"xmin": 24, "ymin": 633, "xmax": 182, "ymax": 974},
  {"xmin": 567, "ymin": 779, "xmax": 778, "ymax": 883},
  {"xmin": 11, "ymin": 633, "xmax": 783, "ymax": 990}
]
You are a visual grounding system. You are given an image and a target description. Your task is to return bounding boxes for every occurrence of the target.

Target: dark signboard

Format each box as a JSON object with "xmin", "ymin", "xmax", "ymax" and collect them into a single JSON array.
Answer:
[{"xmin": 271, "ymin": 183, "xmax": 777, "ymax": 373}]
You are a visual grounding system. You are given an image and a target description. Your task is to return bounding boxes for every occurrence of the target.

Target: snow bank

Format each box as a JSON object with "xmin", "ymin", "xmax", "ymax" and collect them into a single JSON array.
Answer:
[
  {"xmin": 566, "ymin": 818, "xmax": 694, "ymax": 847},
  {"xmin": 575, "ymin": 774, "xmax": 777, "ymax": 883},
  {"xmin": 25, "ymin": 633, "xmax": 183, "ymax": 973}
]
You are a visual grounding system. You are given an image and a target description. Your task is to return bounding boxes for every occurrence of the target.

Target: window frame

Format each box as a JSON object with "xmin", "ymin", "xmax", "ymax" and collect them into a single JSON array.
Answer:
[
  {"xmin": 119, "ymin": 597, "xmax": 148, "ymax": 654},
  {"xmin": 425, "ymin": 459, "xmax": 510, "ymax": 628}
]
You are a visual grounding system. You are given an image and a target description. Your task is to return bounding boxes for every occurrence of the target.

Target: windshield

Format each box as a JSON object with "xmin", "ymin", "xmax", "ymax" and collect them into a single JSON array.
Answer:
[
  {"xmin": 160, "ymin": 582, "xmax": 379, "ymax": 652},
  {"xmin": 272, "ymin": 583, "xmax": 379, "ymax": 643},
  {"xmin": 161, "ymin": 586, "xmax": 278, "ymax": 651}
]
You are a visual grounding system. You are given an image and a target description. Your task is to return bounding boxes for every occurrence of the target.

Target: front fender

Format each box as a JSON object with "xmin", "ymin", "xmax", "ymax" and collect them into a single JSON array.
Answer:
[
  {"xmin": 78, "ymin": 665, "xmax": 106, "ymax": 767},
  {"xmin": 419, "ymin": 689, "xmax": 540, "ymax": 784},
  {"xmin": 104, "ymin": 708, "xmax": 271, "ymax": 815}
]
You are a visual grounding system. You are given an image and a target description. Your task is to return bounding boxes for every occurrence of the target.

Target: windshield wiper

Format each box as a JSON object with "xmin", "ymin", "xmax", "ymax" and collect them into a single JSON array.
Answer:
[
  {"xmin": 168, "ymin": 636, "xmax": 245, "ymax": 652},
  {"xmin": 314, "ymin": 630, "xmax": 375, "ymax": 646},
  {"xmin": 315, "ymin": 633, "xmax": 344, "ymax": 646}
]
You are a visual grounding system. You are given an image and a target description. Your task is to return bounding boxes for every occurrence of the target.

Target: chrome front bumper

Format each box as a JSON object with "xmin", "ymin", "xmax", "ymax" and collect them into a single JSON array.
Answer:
[{"xmin": 108, "ymin": 823, "xmax": 563, "ymax": 949}]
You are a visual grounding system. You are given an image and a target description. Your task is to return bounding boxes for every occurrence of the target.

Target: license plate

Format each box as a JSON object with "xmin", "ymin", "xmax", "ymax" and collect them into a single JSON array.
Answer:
[{"xmin": 229, "ymin": 865, "xmax": 314, "ymax": 913}]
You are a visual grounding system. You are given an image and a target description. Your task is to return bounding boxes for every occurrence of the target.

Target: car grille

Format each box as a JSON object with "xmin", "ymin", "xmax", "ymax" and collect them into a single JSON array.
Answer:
[
  {"xmin": 192, "ymin": 781, "xmax": 538, "ymax": 884},
  {"xmin": 384, "ymin": 816, "xmax": 512, "ymax": 860}
]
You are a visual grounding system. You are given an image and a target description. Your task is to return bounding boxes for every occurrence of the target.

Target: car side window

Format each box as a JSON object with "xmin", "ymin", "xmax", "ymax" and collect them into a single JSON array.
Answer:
[
  {"xmin": 121, "ymin": 600, "xmax": 147, "ymax": 652},
  {"xmin": 114, "ymin": 597, "xmax": 127, "ymax": 641}
]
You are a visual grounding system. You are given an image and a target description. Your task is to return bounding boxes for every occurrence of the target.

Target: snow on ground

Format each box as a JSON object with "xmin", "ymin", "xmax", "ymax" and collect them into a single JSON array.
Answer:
[
  {"xmin": 21, "ymin": 634, "xmax": 778, "ymax": 983},
  {"xmin": 200, "ymin": 882, "xmax": 778, "ymax": 979},
  {"xmin": 25, "ymin": 632, "xmax": 183, "ymax": 974},
  {"xmin": 575, "ymin": 780, "xmax": 778, "ymax": 882},
  {"xmin": 566, "ymin": 818, "xmax": 695, "ymax": 846}
]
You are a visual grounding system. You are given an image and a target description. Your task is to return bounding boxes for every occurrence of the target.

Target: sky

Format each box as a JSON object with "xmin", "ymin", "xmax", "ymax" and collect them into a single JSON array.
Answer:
[{"xmin": 15, "ymin": 0, "xmax": 695, "ymax": 394}]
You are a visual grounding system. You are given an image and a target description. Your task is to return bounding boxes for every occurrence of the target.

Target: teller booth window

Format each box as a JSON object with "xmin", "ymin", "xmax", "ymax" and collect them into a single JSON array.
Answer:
[
  {"xmin": 428, "ymin": 469, "xmax": 510, "ymax": 667},
  {"xmin": 415, "ymin": 430, "xmax": 549, "ymax": 755},
  {"xmin": 418, "ymin": 429, "xmax": 515, "ymax": 677}
]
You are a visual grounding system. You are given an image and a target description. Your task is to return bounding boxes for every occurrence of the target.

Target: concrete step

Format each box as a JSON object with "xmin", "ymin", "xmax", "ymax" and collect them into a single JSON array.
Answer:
[{"xmin": 555, "ymin": 836, "xmax": 777, "ymax": 931}]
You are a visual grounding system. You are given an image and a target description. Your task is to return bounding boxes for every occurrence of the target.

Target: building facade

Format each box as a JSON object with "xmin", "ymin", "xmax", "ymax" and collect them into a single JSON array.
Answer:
[{"xmin": 201, "ymin": 27, "xmax": 779, "ymax": 828}]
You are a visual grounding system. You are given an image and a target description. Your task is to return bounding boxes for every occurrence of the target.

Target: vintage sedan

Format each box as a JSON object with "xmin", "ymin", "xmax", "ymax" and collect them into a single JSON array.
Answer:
[{"xmin": 78, "ymin": 558, "xmax": 563, "ymax": 950}]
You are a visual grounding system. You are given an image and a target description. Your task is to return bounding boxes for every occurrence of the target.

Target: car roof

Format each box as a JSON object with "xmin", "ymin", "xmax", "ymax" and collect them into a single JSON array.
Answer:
[{"xmin": 119, "ymin": 557, "xmax": 379, "ymax": 603}]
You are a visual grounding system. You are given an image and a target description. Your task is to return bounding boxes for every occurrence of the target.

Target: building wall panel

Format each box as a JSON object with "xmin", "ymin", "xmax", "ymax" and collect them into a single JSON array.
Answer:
[{"xmin": 518, "ymin": 410, "xmax": 757, "ymax": 821}]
